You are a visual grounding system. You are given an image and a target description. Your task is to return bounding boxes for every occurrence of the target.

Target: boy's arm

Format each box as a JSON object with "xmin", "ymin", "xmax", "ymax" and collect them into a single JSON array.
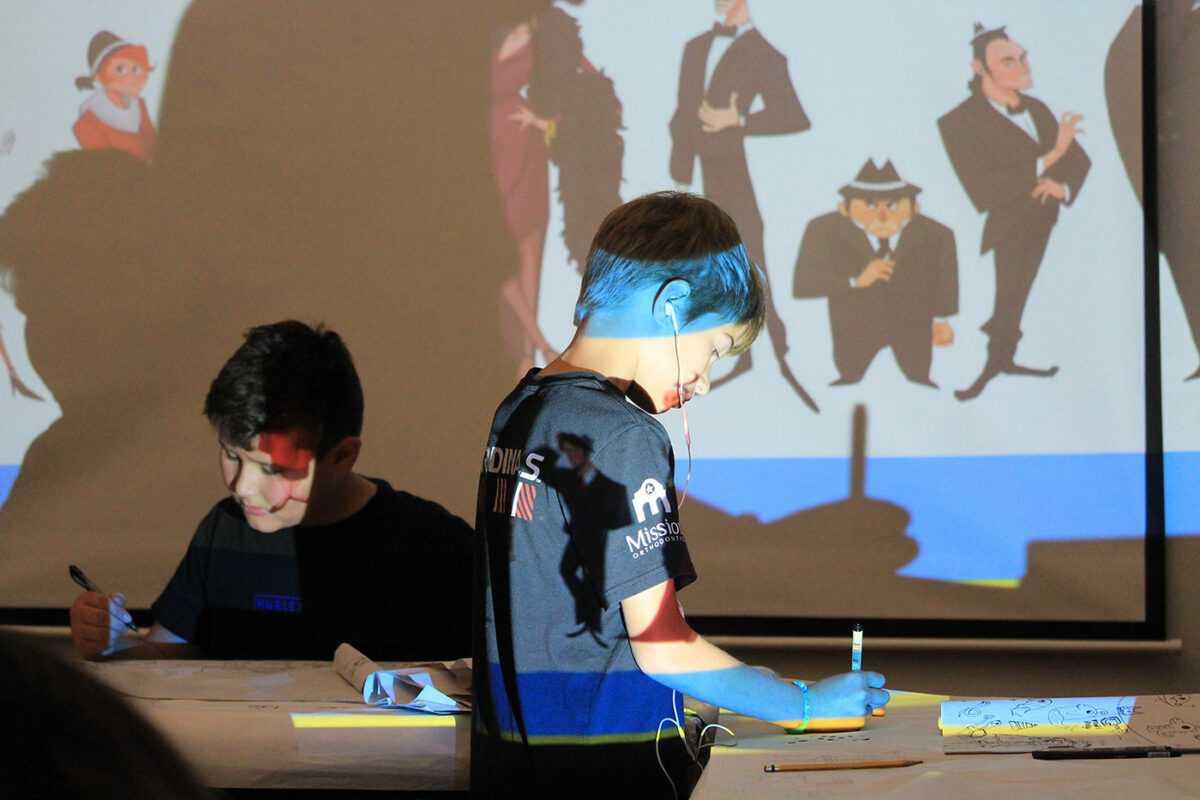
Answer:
[
  {"xmin": 622, "ymin": 579, "xmax": 888, "ymax": 729},
  {"xmin": 108, "ymin": 622, "xmax": 205, "ymax": 660},
  {"xmin": 70, "ymin": 591, "xmax": 202, "ymax": 660}
]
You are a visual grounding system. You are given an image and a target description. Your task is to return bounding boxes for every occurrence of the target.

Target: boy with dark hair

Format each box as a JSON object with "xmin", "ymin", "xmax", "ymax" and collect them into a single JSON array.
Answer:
[
  {"xmin": 472, "ymin": 192, "xmax": 888, "ymax": 799},
  {"xmin": 70, "ymin": 320, "xmax": 473, "ymax": 661}
]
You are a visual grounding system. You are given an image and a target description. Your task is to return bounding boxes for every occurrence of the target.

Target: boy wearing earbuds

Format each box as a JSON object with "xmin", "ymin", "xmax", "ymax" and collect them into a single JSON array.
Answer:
[
  {"xmin": 472, "ymin": 192, "xmax": 888, "ymax": 799},
  {"xmin": 69, "ymin": 320, "xmax": 474, "ymax": 661}
]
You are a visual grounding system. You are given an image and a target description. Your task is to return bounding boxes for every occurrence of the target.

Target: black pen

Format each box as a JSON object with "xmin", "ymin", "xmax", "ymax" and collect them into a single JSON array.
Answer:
[
  {"xmin": 69, "ymin": 565, "xmax": 138, "ymax": 632},
  {"xmin": 1033, "ymin": 746, "xmax": 1181, "ymax": 760}
]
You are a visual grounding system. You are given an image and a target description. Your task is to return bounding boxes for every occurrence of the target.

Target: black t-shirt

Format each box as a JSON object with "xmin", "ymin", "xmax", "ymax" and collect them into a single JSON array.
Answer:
[{"xmin": 152, "ymin": 478, "xmax": 473, "ymax": 661}]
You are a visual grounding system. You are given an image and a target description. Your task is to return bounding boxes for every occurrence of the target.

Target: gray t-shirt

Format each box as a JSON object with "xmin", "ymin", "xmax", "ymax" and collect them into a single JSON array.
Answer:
[{"xmin": 472, "ymin": 370, "xmax": 698, "ymax": 799}]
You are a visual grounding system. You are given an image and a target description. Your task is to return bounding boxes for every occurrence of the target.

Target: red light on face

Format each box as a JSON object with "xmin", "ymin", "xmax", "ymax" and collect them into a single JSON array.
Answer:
[{"xmin": 257, "ymin": 430, "xmax": 316, "ymax": 473}]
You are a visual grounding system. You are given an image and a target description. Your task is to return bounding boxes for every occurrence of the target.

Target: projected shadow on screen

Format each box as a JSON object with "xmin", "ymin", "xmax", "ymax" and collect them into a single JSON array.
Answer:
[
  {"xmin": 0, "ymin": 1, "xmax": 549, "ymax": 600},
  {"xmin": 1108, "ymin": 1, "xmax": 1200, "ymax": 380},
  {"xmin": 680, "ymin": 406, "xmax": 1147, "ymax": 624}
]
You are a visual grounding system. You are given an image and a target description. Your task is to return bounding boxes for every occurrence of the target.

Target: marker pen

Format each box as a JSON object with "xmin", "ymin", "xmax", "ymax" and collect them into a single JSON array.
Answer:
[
  {"xmin": 69, "ymin": 565, "xmax": 138, "ymax": 632},
  {"xmin": 851, "ymin": 623, "xmax": 885, "ymax": 717}
]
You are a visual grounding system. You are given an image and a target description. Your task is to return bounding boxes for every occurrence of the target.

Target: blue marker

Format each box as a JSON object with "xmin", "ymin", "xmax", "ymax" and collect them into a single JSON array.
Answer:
[{"xmin": 851, "ymin": 623, "xmax": 863, "ymax": 671}]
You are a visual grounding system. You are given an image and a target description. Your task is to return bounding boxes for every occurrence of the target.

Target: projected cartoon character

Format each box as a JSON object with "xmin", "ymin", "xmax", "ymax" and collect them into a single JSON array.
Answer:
[
  {"xmin": 668, "ymin": 0, "xmax": 812, "ymax": 404},
  {"xmin": 0, "ymin": 330, "xmax": 41, "ymax": 400},
  {"xmin": 938, "ymin": 23, "xmax": 1089, "ymax": 401},
  {"xmin": 490, "ymin": 8, "xmax": 623, "ymax": 377},
  {"xmin": 793, "ymin": 159, "xmax": 958, "ymax": 388},
  {"xmin": 72, "ymin": 31, "xmax": 156, "ymax": 162}
]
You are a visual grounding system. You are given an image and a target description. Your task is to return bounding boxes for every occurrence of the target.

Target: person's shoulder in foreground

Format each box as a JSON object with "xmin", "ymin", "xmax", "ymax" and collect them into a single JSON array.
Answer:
[
  {"xmin": 1, "ymin": 628, "xmax": 216, "ymax": 798},
  {"xmin": 70, "ymin": 319, "xmax": 472, "ymax": 661},
  {"xmin": 472, "ymin": 191, "xmax": 889, "ymax": 799}
]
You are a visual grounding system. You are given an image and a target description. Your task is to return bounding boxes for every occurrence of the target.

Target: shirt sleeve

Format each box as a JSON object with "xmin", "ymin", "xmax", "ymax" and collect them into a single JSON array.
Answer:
[
  {"xmin": 150, "ymin": 504, "xmax": 223, "ymax": 644},
  {"xmin": 570, "ymin": 420, "xmax": 696, "ymax": 608}
]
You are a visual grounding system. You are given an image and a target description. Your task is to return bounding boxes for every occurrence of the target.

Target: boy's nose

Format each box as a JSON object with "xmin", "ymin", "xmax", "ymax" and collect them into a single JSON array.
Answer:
[{"xmin": 231, "ymin": 465, "xmax": 256, "ymax": 498}]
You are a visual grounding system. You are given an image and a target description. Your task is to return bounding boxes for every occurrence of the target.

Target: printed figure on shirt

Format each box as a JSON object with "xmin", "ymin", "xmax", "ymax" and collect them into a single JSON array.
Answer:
[
  {"xmin": 490, "ymin": 7, "xmax": 623, "ymax": 377},
  {"xmin": 794, "ymin": 159, "xmax": 958, "ymax": 388},
  {"xmin": 938, "ymin": 23, "xmax": 1089, "ymax": 401},
  {"xmin": 668, "ymin": 0, "xmax": 814, "ymax": 407},
  {"xmin": 72, "ymin": 31, "xmax": 157, "ymax": 163}
]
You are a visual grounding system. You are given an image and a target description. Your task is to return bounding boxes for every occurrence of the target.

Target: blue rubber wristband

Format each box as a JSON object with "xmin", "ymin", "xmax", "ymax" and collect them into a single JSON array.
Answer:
[{"xmin": 792, "ymin": 680, "xmax": 811, "ymax": 732}]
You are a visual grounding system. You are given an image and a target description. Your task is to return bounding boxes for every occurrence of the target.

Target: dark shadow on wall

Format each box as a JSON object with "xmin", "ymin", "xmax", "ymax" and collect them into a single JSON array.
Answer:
[
  {"xmin": 675, "ymin": 409, "xmax": 1149, "ymax": 628},
  {"xmin": 680, "ymin": 497, "xmax": 1148, "ymax": 626},
  {"xmin": 722, "ymin": 533, "xmax": 1199, "ymax": 699},
  {"xmin": 0, "ymin": 0, "xmax": 555, "ymax": 604}
]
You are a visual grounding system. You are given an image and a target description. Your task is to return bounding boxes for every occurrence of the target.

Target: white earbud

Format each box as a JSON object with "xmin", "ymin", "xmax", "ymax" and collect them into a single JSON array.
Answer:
[{"xmin": 665, "ymin": 300, "xmax": 678, "ymax": 334}]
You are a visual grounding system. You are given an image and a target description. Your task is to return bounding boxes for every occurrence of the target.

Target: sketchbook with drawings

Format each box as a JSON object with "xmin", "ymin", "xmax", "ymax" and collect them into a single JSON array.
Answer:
[{"xmin": 940, "ymin": 694, "xmax": 1200, "ymax": 753}]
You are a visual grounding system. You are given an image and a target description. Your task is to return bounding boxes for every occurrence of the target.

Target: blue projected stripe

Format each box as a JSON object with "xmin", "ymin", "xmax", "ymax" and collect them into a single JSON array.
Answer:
[
  {"xmin": 686, "ymin": 453, "xmax": 1151, "ymax": 581},
  {"xmin": 486, "ymin": 664, "xmax": 678, "ymax": 739},
  {"xmin": 1165, "ymin": 452, "xmax": 1200, "ymax": 535},
  {"xmin": 0, "ymin": 465, "xmax": 16, "ymax": 508}
]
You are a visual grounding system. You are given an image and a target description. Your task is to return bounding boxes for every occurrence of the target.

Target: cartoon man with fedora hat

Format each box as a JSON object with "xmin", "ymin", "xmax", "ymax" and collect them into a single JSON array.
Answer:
[{"xmin": 794, "ymin": 159, "xmax": 958, "ymax": 388}]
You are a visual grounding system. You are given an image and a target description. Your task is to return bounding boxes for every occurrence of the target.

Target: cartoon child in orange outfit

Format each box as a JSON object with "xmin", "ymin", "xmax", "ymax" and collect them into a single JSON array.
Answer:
[{"xmin": 73, "ymin": 31, "xmax": 156, "ymax": 162}]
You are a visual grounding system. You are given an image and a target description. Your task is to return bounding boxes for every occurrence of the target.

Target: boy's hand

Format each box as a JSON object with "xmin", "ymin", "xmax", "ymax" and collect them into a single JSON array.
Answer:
[
  {"xmin": 69, "ymin": 590, "xmax": 132, "ymax": 659},
  {"xmin": 802, "ymin": 671, "xmax": 889, "ymax": 730}
]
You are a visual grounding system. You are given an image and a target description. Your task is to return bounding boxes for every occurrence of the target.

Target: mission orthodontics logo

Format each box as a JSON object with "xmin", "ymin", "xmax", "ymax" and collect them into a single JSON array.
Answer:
[{"xmin": 626, "ymin": 478, "xmax": 683, "ymax": 559}]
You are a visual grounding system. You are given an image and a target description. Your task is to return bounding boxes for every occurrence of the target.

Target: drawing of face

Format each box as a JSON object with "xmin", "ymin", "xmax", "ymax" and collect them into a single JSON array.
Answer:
[
  {"xmin": 980, "ymin": 38, "xmax": 1032, "ymax": 91},
  {"xmin": 840, "ymin": 196, "xmax": 917, "ymax": 240},
  {"xmin": 97, "ymin": 55, "xmax": 149, "ymax": 97},
  {"xmin": 714, "ymin": 0, "xmax": 749, "ymax": 26}
]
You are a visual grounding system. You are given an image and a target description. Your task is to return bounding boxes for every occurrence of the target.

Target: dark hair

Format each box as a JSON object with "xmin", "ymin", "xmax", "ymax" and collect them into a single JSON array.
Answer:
[
  {"xmin": 0, "ymin": 630, "xmax": 215, "ymax": 798},
  {"xmin": 968, "ymin": 27, "xmax": 1010, "ymax": 94},
  {"xmin": 204, "ymin": 320, "xmax": 363, "ymax": 458},
  {"xmin": 574, "ymin": 192, "xmax": 766, "ymax": 350}
]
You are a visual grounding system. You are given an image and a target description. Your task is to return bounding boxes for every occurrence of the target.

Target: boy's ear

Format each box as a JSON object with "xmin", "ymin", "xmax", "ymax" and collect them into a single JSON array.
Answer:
[
  {"xmin": 323, "ymin": 436, "xmax": 362, "ymax": 476},
  {"xmin": 652, "ymin": 278, "xmax": 693, "ymax": 330}
]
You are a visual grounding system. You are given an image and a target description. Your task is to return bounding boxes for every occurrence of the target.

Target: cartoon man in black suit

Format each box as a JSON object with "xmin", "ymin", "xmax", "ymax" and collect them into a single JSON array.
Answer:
[
  {"xmin": 794, "ymin": 159, "xmax": 958, "ymax": 387},
  {"xmin": 938, "ymin": 24, "xmax": 1089, "ymax": 401},
  {"xmin": 669, "ymin": 0, "xmax": 813, "ymax": 405}
]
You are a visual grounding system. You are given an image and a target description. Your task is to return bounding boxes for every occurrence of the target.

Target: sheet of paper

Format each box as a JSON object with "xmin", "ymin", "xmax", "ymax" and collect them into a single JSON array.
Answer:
[
  {"xmin": 86, "ymin": 659, "xmax": 362, "ymax": 702},
  {"xmin": 333, "ymin": 643, "xmax": 471, "ymax": 713},
  {"xmin": 940, "ymin": 694, "xmax": 1200, "ymax": 753}
]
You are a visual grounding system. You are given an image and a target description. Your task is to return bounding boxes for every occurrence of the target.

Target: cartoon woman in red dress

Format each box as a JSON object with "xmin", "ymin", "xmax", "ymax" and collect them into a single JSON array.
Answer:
[
  {"xmin": 491, "ymin": 18, "xmax": 556, "ymax": 376},
  {"xmin": 72, "ymin": 31, "xmax": 156, "ymax": 163},
  {"xmin": 490, "ymin": 10, "xmax": 624, "ymax": 376}
]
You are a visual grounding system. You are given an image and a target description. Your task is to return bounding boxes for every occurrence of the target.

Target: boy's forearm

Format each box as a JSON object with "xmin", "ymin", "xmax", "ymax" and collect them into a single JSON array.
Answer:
[{"xmin": 631, "ymin": 634, "xmax": 806, "ymax": 726}]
